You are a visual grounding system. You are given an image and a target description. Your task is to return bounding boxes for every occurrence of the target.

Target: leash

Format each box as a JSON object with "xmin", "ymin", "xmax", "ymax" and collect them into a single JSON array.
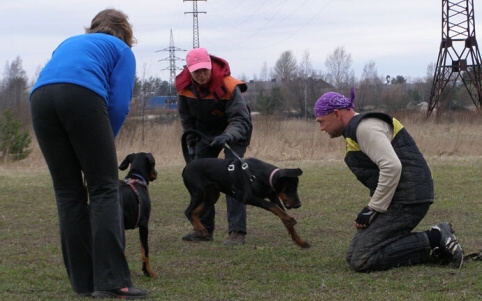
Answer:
[
  {"xmin": 224, "ymin": 143, "xmax": 256, "ymax": 182},
  {"xmin": 464, "ymin": 249, "xmax": 482, "ymax": 262}
]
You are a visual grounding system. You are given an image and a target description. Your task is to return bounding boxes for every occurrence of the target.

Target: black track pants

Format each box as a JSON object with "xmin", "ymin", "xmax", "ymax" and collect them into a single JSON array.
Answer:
[{"xmin": 31, "ymin": 84, "xmax": 132, "ymax": 293}]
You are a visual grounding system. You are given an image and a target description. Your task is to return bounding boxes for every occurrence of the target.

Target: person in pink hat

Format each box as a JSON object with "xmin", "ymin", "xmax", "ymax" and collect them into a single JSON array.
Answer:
[
  {"xmin": 314, "ymin": 89, "xmax": 463, "ymax": 272},
  {"xmin": 175, "ymin": 47, "xmax": 252, "ymax": 245}
]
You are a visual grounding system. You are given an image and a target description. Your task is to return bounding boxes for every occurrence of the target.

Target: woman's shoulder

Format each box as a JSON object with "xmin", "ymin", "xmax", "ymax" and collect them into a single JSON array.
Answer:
[{"xmin": 65, "ymin": 33, "xmax": 130, "ymax": 49}]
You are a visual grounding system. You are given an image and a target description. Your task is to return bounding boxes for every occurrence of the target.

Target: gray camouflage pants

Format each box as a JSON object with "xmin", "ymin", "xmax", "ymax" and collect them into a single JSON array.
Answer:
[{"xmin": 346, "ymin": 203, "xmax": 432, "ymax": 272}]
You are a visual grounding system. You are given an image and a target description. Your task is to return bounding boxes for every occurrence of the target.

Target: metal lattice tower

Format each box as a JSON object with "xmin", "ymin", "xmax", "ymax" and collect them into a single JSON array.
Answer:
[
  {"xmin": 156, "ymin": 29, "xmax": 186, "ymax": 95},
  {"xmin": 428, "ymin": 0, "xmax": 482, "ymax": 116},
  {"xmin": 184, "ymin": 0, "xmax": 206, "ymax": 48}
]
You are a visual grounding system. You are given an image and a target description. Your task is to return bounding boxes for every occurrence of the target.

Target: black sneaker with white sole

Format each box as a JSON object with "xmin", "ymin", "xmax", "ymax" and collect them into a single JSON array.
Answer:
[{"xmin": 430, "ymin": 222, "xmax": 463, "ymax": 269}]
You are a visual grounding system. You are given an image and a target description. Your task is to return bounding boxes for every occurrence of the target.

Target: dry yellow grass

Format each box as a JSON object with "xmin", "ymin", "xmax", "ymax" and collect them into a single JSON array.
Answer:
[
  {"xmin": 114, "ymin": 111, "xmax": 482, "ymax": 166},
  {"xmin": 1, "ymin": 112, "xmax": 481, "ymax": 173}
]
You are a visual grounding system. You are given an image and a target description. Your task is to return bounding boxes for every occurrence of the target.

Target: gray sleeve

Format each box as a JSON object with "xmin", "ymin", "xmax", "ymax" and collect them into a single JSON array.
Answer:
[
  {"xmin": 177, "ymin": 94, "xmax": 196, "ymax": 132},
  {"xmin": 223, "ymin": 86, "xmax": 252, "ymax": 143},
  {"xmin": 356, "ymin": 118, "xmax": 402, "ymax": 213}
]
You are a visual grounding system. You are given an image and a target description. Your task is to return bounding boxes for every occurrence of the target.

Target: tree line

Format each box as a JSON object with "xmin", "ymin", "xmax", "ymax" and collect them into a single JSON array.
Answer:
[
  {"xmin": 242, "ymin": 47, "xmax": 475, "ymax": 117},
  {"xmin": 1, "ymin": 47, "xmax": 477, "ymax": 126}
]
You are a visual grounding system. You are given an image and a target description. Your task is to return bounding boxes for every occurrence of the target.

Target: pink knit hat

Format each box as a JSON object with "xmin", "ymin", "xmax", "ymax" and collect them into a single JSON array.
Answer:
[{"xmin": 186, "ymin": 47, "xmax": 212, "ymax": 72}]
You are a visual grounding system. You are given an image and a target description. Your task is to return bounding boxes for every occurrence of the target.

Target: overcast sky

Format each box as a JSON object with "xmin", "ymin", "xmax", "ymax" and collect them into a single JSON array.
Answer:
[{"xmin": 2, "ymin": 0, "xmax": 482, "ymax": 84}]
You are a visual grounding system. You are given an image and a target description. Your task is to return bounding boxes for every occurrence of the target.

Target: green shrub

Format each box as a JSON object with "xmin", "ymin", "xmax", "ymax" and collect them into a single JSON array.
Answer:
[{"xmin": 0, "ymin": 109, "xmax": 32, "ymax": 162}]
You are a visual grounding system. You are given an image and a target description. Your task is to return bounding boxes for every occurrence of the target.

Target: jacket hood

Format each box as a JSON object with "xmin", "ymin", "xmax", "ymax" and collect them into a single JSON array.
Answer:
[{"xmin": 175, "ymin": 55, "xmax": 244, "ymax": 100}]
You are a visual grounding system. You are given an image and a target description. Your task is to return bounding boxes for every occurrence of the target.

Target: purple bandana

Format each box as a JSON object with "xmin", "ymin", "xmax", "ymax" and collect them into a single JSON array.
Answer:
[{"xmin": 314, "ymin": 88, "xmax": 355, "ymax": 117}]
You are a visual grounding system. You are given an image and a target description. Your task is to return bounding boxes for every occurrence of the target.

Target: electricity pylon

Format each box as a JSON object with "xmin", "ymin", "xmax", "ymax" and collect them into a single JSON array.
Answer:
[
  {"xmin": 428, "ymin": 0, "xmax": 482, "ymax": 117},
  {"xmin": 184, "ymin": 0, "xmax": 206, "ymax": 48},
  {"xmin": 156, "ymin": 29, "xmax": 186, "ymax": 96}
]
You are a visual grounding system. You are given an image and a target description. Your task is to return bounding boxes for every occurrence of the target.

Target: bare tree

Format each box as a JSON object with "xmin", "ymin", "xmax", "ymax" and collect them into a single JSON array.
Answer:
[
  {"xmin": 381, "ymin": 83, "xmax": 411, "ymax": 112},
  {"xmin": 264, "ymin": 50, "xmax": 298, "ymax": 114},
  {"xmin": 298, "ymin": 50, "xmax": 312, "ymax": 78},
  {"xmin": 357, "ymin": 60, "xmax": 384, "ymax": 110},
  {"xmin": 272, "ymin": 50, "xmax": 297, "ymax": 82},
  {"xmin": 297, "ymin": 50, "xmax": 313, "ymax": 118},
  {"xmin": 279, "ymin": 51, "xmax": 312, "ymax": 117},
  {"xmin": 426, "ymin": 62, "xmax": 435, "ymax": 80},
  {"xmin": 324, "ymin": 46, "xmax": 355, "ymax": 93},
  {"xmin": 0, "ymin": 56, "xmax": 30, "ymax": 123},
  {"xmin": 278, "ymin": 49, "xmax": 332, "ymax": 117},
  {"xmin": 259, "ymin": 61, "xmax": 269, "ymax": 81}
]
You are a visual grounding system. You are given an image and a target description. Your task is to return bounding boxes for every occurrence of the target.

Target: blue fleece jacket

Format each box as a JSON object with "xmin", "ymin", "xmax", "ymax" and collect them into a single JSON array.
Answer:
[{"xmin": 31, "ymin": 33, "xmax": 136, "ymax": 137}]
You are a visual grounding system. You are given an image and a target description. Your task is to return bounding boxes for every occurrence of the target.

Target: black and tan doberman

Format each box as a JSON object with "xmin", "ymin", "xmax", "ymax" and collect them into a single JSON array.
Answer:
[
  {"xmin": 182, "ymin": 156, "xmax": 310, "ymax": 248},
  {"xmin": 119, "ymin": 152, "xmax": 158, "ymax": 277}
]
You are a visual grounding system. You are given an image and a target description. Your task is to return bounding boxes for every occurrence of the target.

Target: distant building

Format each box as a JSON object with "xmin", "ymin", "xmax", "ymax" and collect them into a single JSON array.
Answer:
[
  {"xmin": 244, "ymin": 79, "xmax": 279, "ymax": 109},
  {"xmin": 149, "ymin": 96, "xmax": 177, "ymax": 110}
]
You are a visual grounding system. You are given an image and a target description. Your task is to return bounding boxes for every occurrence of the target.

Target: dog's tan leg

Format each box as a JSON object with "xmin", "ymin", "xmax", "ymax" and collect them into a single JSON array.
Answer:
[
  {"xmin": 190, "ymin": 203, "xmax": 209, "ymax": 237},
  {"xmin": 269, "ymin": 206, "xmax": 311, "ymax": 248},
  {"xmin": 141, "ymin": 246, "xmax": 157, "ymax": 277}
]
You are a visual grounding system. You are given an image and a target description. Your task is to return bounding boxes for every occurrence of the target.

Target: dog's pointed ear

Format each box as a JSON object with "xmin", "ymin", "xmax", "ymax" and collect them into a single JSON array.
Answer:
[
  {"xmin": 278, "ymin": 168, "xmax": 303, "ymax": 178},
  {"xmin": 119, "ymin": 153, "xmax": 135, "ymax": 170}
]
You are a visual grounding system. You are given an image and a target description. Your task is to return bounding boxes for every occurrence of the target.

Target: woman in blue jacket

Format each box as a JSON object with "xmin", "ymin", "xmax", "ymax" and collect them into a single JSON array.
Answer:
[{"xmin": 30, "ymin": 9, "xmax": 147, "ymax": 299}]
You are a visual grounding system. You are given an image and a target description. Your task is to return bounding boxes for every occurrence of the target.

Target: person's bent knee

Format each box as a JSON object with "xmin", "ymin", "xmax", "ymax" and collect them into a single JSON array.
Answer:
[{"xmin": 348, "ymin": 257, "xmax": 371, "ymax": 273}]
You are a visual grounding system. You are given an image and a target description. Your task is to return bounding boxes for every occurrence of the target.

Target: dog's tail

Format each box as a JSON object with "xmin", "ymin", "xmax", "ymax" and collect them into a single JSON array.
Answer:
[
  {"xmin": 181, "ymin": 130, "xmax": 208, "ymax": 165},
  {"xmin": 181, "ymin": 131, "xmax": 192, "ymax": 164}
]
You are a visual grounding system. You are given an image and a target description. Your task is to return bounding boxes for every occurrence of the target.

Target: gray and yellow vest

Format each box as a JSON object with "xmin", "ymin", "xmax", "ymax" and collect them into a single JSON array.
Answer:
[{"xmin": 343, "ymin": 112, "xmax": 434, "ymax": 205}]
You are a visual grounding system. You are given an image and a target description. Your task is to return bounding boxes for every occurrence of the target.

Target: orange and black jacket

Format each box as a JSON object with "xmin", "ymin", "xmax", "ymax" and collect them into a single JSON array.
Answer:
[{"xmin": 175, "ymin": 55, "xmax": 252, "ymax": 146}]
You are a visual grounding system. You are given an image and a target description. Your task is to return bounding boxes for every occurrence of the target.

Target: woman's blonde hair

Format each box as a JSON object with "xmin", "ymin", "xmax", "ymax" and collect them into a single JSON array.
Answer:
[{"xmin": 85, "ymin": 8, "xmax": 136, "ymax": 47}]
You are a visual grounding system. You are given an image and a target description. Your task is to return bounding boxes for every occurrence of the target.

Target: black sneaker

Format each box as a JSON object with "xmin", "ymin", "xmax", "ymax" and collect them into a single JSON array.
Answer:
[
  {"xmin": 181, "ymin": 230, "xmax": 213, "ymax": 241},
  {"xmin": 430, "ymin": 222, "xmax": 463, "ymax": 269},
  {"xmin": 92, "ymin": 286, "xmax": 148, "ymax": 299}
]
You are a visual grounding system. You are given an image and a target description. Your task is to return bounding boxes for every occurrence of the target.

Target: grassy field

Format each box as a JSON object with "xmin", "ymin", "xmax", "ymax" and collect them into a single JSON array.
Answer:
[{"xmin": 1, "ymin": 114, "xmax": 482, "ymax": 300}]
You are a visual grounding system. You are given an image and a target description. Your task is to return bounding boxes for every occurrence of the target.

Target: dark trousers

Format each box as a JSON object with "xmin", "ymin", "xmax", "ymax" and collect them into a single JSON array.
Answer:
[
  {"xmin": 193, "ymin": 141, "xmax": 247, "ymax": 234},
  {"xmin": 30, "ymin": 84, "xmax": 132, "ymax": 293},
  {"xmin": 346, "ymin": 203, "xmax": 432, "ymax": 272}
]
